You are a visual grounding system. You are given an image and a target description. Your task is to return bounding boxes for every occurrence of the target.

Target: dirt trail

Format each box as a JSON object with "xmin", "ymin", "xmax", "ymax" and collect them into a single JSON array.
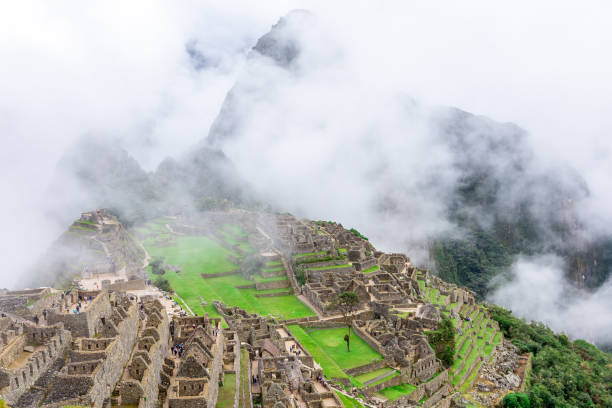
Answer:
[
  {"xmin": 174, "ymin": 294, "xmax": 195, "ymax": 316},
  {"xmin": 166, "ymin": 223, "xmax": 184, "ymax": 235},
  {"xmin": 90, "ymin": 236, "xmax": 110, "ymax": 257}
]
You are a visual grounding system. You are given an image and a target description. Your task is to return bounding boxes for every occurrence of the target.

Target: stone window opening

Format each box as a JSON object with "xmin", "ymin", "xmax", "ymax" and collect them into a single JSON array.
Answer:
[
  {"xmin": 88, "ymin": 344, "xmax": 91, "ymax": 350},
  {"xmin": 22, "ymin": 371, "xmax": 26, "ymax": 383}
]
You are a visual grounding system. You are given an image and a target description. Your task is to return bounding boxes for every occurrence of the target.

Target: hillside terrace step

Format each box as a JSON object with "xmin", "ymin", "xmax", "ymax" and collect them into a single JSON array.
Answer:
[{"xmin": 363, "ymin": 370, "xmax": 397, "ymax": 387}]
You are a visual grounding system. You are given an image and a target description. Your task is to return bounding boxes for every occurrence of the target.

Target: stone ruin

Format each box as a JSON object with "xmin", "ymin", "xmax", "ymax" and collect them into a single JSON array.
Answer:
[
  {"xmin": 163, "ymin": 314, "xmax": 225, "ymax": 408},
  {"xmin": 215, "ymin": 301, "xmax": 342, "ymax": 408},
  {"xmin": 0, "ymin": 318, "xmax": 71, "ymax": 407}
]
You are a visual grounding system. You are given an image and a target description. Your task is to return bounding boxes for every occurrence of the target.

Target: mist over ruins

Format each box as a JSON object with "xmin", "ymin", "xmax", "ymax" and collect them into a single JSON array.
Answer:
[{"xmin": 0, "ymin": 3, "xmax": 611, "ymax": 408}]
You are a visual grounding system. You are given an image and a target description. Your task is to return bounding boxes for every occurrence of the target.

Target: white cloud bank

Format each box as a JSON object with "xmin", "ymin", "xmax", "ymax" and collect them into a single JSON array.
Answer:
[{"xmin": 489, "ymin": 256, "xmax": 612, "ymax": 345}]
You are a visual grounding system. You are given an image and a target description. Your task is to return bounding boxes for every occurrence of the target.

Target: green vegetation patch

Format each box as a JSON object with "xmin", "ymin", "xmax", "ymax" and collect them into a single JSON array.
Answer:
[
  {"xmin": 334, "ymin": 391, "xmax": 364, "ymax": 408},
  {"xmin": 217, "ymin": 373, "xmax": 237, "ymax": 408},
  {"xmin": 238, "ymin": 349, "xmax": 251, "ymax": 408},
  {"xmin": 376, "ymin": 383, "xmax": 417, "ymax": 401},
  {"xmin": 253, "ymin": 275, "xmax": 287, "ymax": 283},
  {"xmin": 293, "ymin": 251, "xmax": 326, "ymax": 259},
  {"xmin": 353, "ymin": 368, "xmax": 396, "ymax": 384},
  {"xmin": 287, "ymin": 325, "xmax": 382, "ymax": 387},
  {"xmin": 144, "ymin": 235, "xmax": 313, "ymax": 321},
  {"xmin": 262, "ymin": 266, "xmax": 284, "ymax": 272},
  {"xmin": 362, "ymin": 265, "xmax": 380, "ymax": 274},
  {"xmin": 490, "ymin": 305, "xmax": 612, "ymax": 408},
  {"xmin": 307, "ymin": 264, "xmax": 351, "ymax": 271}
]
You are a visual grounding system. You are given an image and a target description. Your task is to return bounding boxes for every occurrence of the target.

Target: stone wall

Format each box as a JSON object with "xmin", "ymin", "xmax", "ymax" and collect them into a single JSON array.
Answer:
[
  {"xmin": 344, "ymin": 360, "xmax": 387, "ymax": 376},
  {"xmin": 255, "ymin": 280, "xmax": 289, "ymax": 290},
  {"xmin": 351, "ymin": 324, "xmax": 386, "ymax": 356},
  {"xmin": 457, "ymin": 356, "xmax": 482, "ymax": 389},
  {"xmin": 297, "ymin": 259, "xmax": 347, "ymax": 269},
  {"xmin": 422, "ymin": 384, "xmax": 450, "ymax": 408},
  {"xmin": 305, "ymin": 266, "xmax": 355, "ymax": 275},
  {"xmin": 0, "ymin": 326, "xmax": 71, "ymax": 406},
  {"xmin": 47, "ymin": 291, "xmax": 113, "ymax": 338},
  {"xmin": 201, "ymin": 271, "xmax": 240, "ymax": 279},
  {"xmin": 254, "ymin": 291, "xmax": 292, "ymax": 298},
  {"xmin": 424, "ymin": 370, "xmax": 448, "ymax": 396},
  {"xmin": 44, "ymin": 300, "xmax": 139, "ymax": 408},
  {"xmin": 232, "ymin": 335, "xmax": 241, "ymax": 408},
  {"xmin": 364, "ymin": 374, "xmax": 402, "ymax": 393},
  {"xmin": 206, "ymin": 330, "xmax": 225, "ymax": 408},
  {"xmin": 120, "ymin": 303, "xmax": 170, "ymax": 408},
  {"xmin": 353, "ymin": 257, "xmax": 377, "ymax": 272},
  {"xmin": 0, "ymin": 335, "xmax": 24, "ymax": 368},
  {"xmin": 105, "ymin": 278, "xmax": 146, "ymax": 292}
]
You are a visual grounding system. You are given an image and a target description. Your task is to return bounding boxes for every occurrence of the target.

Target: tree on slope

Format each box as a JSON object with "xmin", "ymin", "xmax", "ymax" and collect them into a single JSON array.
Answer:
[{"xmin": 332, "ymin": 291, "xmax": 360, "ymax": 352}]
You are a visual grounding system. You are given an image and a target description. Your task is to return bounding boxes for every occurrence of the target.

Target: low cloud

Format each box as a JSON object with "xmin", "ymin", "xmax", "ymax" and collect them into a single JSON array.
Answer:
[{"xmin": 489, "ymin": 255, "xmax": 612, "ymax": 345}]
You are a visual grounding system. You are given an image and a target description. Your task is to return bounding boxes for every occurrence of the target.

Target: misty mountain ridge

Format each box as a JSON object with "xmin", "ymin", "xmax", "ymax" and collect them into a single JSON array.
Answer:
[
  {"xmin": 199, "ymin": 11, "xmax": 612, "ymax": 298},
  {"xmin": 42, "ymin": 12, "xmax": 612, "ymax": 347},
  {"xmin": 46, "ymin": 136, "xmax": 256, "ymax": 228}
]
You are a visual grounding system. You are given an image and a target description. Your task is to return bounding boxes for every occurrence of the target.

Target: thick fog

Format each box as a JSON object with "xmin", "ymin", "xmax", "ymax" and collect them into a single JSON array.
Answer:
[{"xmin": 1, "ymin": 1, "xmax": 611, "ymax": 343}]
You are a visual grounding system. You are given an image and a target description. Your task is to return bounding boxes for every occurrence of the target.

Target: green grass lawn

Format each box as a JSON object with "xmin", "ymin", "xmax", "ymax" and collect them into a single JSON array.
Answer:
[
  {"xmin": 362, "ymin": 265, "xmax": 379, "ymax": 274},
  {"xmin": 143, "ymin": 233, "xmax": 314, "ymax": 321},
  {"xmin": 429, "ymin": 288, "xmax": 439, "ymax": 304},
  {"xmin": 287, "ymin": 325, "xmax": 382, "ymax": 387},
  {"xmin": 376, "ymin": 383, "xmax": 417, "ymax": 401},
  {"xmin": 238, "ymin": 349, "xmax": 251, "ymax": 408},
  {"xmin": 217, "ymin": 373, "xmax": 237, "ymax": 408},
  {"xmin": 220, "ymin": 230, "xmax": 251, "ymax": 252},
  {"xmin": 293, "ymin": 251, "xmax": 326, "ymax": 258},
  {"xmin": 459, "ymin": 361, "xmax": 483, "ymax": 393},
  {"xmin": 368, "ymin": 372, "xmax": 400, "ymax": 387},
  {"xmin": 262, "ymin": 266, "xmax": 285, "ymax": 272},
  {"xmin": 307, "ymin": 264, "xmax": 351, "ymax": 271},
  {"xmin": 265, "ymin": 260, "xmax": 282, "ymax": 267},
  {"xmin": 334, "ymin": 391, "xmax": 364, "ymax": 408},
  {"xmin": 353, "ymin": 368, "xmax": 396, "ymax": 384},
  {"xmin": 223, "ymin": 223, "xmax": 247, "ymax": 236},
  {"xmin": 253, "ymin": 274, "xmax": 287, "ymax": 283}
]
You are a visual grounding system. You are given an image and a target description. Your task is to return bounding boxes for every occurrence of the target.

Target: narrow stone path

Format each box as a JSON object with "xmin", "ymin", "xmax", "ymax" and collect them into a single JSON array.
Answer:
[
  {"xmin": 166, "ymin": 223, "xmax": 184, "ymax": 235},
  {"xmin": 174, "ymin": 294, "xmax": 195, "ymax": 316}
]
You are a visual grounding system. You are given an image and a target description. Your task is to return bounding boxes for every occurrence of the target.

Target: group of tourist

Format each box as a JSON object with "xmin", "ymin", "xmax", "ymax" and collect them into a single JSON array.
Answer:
[
  {"xmin": 316, "ymin": 375, "xmax": 328, "ymax": 387},
  {"xmin": 289, "ymin": 344, "xmax": 302, "ymax": 356},
  {"xmin": 59, "ymin": 292, "xmax": 94, "ymax": 315},
  {"xmin": 171, "ymin": 343, "xmax": 185, "ymax": 357}
]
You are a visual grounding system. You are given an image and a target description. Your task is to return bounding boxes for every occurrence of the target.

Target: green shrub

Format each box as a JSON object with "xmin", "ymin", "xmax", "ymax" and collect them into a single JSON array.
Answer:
[
  {"xmin": 295, "ymin": 255, "xmax": 346, "ymax": 265},
  {"xmin": 503, "ymin": 392, "xmax": 530, "ymax": 408},
  {"xmin": 149, "ymin": 257, "xmax": 165, "ymax": 275},
  {"xmin": 239, "ymin": 253, "xmax": 264, "ymax": 280},
  {"xmin": 296, "ymin": 269, "xmax": 306, "ymax": 286},
  {"xmin": 490, "ymin": 306, "xmax": 612, "ymax": 408},
  {"xmin": 425, "ymin": 318, "xmax": 455, "ymax": 367},
  {"xmin": 349, "ymin": 228, "xmax": 368, "ymax": 241},
  {"xmin": 154, "ymin": 277, "xmax": 172, "ymax": 293}
]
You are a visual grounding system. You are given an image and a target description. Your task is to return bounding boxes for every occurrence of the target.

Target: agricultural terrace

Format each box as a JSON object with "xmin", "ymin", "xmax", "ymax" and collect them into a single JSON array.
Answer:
[
  {"xmin": 449, "ymin": 304, "xmax": 503, "ymax": 392},
  {"xmin": 138, "ymin": 219, "xmax": 315, "ymax": 322}
]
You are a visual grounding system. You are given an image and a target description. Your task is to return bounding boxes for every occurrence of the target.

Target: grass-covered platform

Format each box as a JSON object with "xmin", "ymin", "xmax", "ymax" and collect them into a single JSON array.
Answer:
[
  {"xmin": 140, "ymin": 220, "xmax": 315, "ymax": 322},
  {"xmin": 287, "ymin": 325, "xmax": 383, "ymax": 387}
]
